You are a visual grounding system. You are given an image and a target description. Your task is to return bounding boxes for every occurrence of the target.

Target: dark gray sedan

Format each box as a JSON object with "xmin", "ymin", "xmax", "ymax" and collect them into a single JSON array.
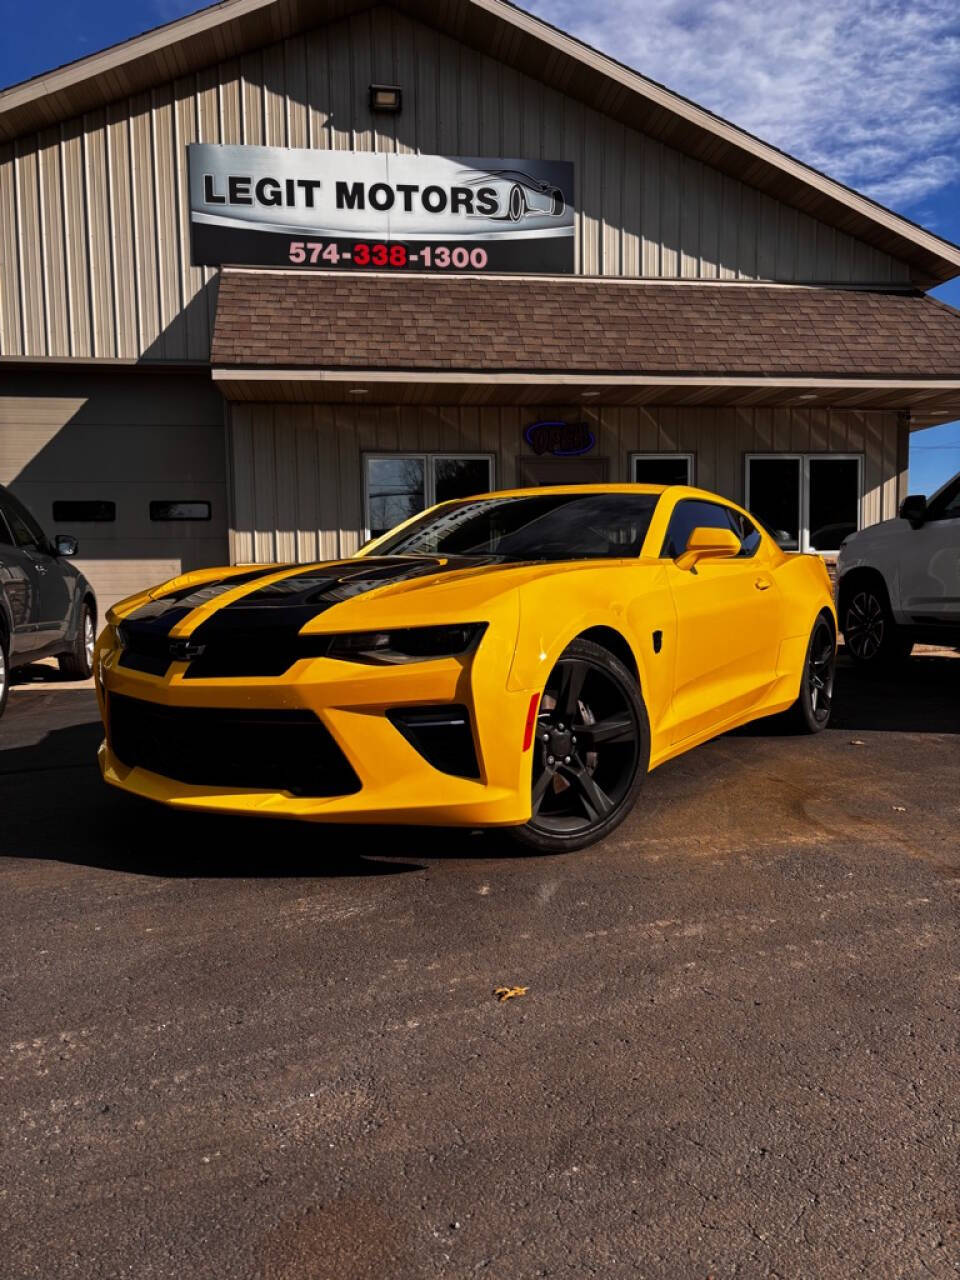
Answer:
[{"xmin": 0, "ymin": 484, "xmax": 97, "ymax": 717}]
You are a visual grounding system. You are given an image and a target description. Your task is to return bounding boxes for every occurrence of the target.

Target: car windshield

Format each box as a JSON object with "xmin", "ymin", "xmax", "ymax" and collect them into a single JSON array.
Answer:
[{"xmin": 369, "ymin": 492, "xmax": 661, "ymax": 561}]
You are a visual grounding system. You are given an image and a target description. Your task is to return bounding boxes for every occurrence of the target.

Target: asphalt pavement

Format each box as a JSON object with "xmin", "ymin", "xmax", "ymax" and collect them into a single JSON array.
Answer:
[{"xmin": 1, "ymin": 654, "xmax": 958, "ymax": 1279}]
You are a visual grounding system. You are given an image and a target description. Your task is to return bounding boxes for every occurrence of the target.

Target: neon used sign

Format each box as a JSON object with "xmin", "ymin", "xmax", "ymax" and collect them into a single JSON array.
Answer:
[{"xmin": 524, "ymin": 421, "xmax": 596, "ymax": 457}]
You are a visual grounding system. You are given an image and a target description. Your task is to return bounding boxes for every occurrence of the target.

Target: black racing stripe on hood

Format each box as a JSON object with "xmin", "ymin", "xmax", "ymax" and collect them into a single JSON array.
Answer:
[
  {"xmin": 189, "ymin": 556, "xmax": 479, "ymax": 633},
  {"xmin": 122, "ymin": 565, "xmax": 289, "ymax": 633},
  {"xmin": 180, "ymin": 556, "xmax": 490, "ymax": 678}
]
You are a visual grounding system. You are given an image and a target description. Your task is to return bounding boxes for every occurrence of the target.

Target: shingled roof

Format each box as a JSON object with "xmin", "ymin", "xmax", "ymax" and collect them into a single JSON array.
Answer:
[{"xmin": 213, "ymin": 270, "xmax": 960, "ymax": 380}]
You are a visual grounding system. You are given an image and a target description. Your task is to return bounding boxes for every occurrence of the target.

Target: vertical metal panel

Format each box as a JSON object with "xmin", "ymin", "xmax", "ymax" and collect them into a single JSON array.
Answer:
[
  {"xmin": 0, "ymin": 6, "xmax": 915, "ymax": 360},
  {"xmin": 61, "ymin": 120, "xmax": 92, "ymax": 357},
  {"xmin": 284, "ymin": 39, "xmax": 308, "ymax": 149},
  {"xmin": 151, "ymin": 84, "xmax": 185, "ymax": 360},
  {"xmin": 106, "ymin": 104, "xmax": 139, "ymax": 359},
  {"xmin": 306, "ymin": 28, "xmax": 334, "ymax": 150},
  {"xmin": 219, "ymin": 60, "xmax": 244, "ymax": 145},
  {"xmin": 679, "ymin": 154, "xmax": 700, "ymax": 278},
  {"xmin": 82, "ymin": 112, "xmax": 115, "ymax": 358},
  {"xmin": 37, "ymin": 128, "xmax": 70, "ymax": 356},
  {"xmin": 240, "ymin": 51, "xmax": 264, "ymax": 145},
  {"xmin": 262, "ymin": 43, "xmax": 287, "ymax": 147},
  {"xmin": 0, "ymin": 142, "xmax": 23, "ymax": 354},
  {"xmin": 659, "ymin": 145, "xmax": 679, "ymax": 277},
  {"xmin": 350, "ymin": 12, "xmax": 376, "ymax": 154},
  {"xmin": 130, "ymin": 95, "xmax": 161, "ymax": 354},
  {"xmin": 15, "ymin": 141, "xmax": 46, "ymax": 354},
  {"xmin": 173, "ymin": 77, "xmax": 208, "ymax": 359}
]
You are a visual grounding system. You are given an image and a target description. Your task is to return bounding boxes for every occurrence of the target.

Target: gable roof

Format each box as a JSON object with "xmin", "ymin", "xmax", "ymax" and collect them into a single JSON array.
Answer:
[{"xmin": 3, "ymin": 0, "xmax": 960, "ymax": 287}]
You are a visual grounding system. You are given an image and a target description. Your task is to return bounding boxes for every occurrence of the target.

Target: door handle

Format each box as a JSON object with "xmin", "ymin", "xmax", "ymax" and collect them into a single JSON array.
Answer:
[{"xmin": 754, "ymin": 578, "xmax": 772, "ymax": 591}]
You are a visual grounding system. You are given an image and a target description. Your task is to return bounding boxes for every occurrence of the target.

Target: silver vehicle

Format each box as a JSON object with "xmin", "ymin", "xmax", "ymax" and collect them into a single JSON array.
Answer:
[
  {"xmin": 0, "ymin": 484, "xmax": 97, "ymax": 716},
  {"xmin": 836, "ymin": 468, "xmax": 960, "ymax": 664}
]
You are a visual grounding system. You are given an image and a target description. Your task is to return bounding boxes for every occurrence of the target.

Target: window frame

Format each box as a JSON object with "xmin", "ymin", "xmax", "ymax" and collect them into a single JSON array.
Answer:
[
  {"xmin": 3, "ymin": 490, "xmax": 48, "ymax": 550},
  {"xmin": 745, "ymin": 452, "xmax": 863, "ymax": 555},
  {"xmin": 629, "ymin": 452, "xmax": 695, "ymax": 487},
  {"xmin": 0, "ymin": 503, "xmax": 14, "ymax": 547},
  {"xmin": 363, "ymin": 452, "xmax": 496, "ymax": 540},
  {"xmin": 926, "ymin": 473, "xmax": 960, "ymax": 522},
  {"xmin": 659, "ymin": 496, "xmax": 760, "ymax": 561}
]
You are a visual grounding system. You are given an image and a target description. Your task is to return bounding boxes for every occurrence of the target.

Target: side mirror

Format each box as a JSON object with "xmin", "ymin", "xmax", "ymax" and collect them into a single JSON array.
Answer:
[
  {"xmin": 899, "ymin": 494, "xmax": 927, "ymax": 528},
  {"xmin": 675, "ymin": 525, "xmax": 741, "ymax": 571},
  {"xmin": 54, "ymin": 534, "xmax": 79, "ymax": 557}
]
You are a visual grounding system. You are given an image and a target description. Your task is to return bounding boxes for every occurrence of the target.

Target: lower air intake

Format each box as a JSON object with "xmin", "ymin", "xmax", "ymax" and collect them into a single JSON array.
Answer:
[
  {"xmin": 387, "ymin": 705, "xmax": 481, "ymax": 780},
  {"xmin": 108, "ymin": 694, "xmax": 361, "ymax": 797}
]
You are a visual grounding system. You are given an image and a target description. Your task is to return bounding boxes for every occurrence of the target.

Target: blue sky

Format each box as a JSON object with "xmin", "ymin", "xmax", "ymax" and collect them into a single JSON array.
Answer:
[{"xmin": 2, "ymin": 0, "xmax": 959, "ymax": 494}]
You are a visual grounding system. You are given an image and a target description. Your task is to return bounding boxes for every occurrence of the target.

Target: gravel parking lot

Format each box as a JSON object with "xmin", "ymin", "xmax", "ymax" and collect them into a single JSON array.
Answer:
[{"xmin": 2, "ymin": 654, "xmax": 958, "ymax": 1279}]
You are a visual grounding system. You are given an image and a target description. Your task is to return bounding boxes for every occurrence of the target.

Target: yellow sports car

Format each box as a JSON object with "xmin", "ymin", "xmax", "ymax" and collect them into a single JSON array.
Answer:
[{"xmin": 95, "ymin": 485, "xmax": 836, "ymax": 851}]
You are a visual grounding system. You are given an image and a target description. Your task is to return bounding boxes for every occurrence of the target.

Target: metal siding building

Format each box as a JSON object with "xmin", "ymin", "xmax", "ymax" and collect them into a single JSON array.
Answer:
[{"xmin": 2, "ymin": 0, "xmax": 960, "ymax": 608}]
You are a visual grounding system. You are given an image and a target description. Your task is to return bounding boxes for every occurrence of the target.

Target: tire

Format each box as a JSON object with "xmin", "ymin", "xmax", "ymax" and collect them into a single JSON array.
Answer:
[
  {"xmin": 59, "ymin": 601, "xmax": 95, "ymax": 680},
  {"xmin": 785, "ymin": 614, "xmax": 836, "ymax": 734},
  {"xmin": 509, "ymin": 638, "xmax": 650, "ymax": 853},
  {"xmin": 0, "ymin": 629, "xmax": 9, "ymax": 720},
  {"xmin": 841, "ymin": 579, "xmax": 913, "ymax": 667},
  {"xmin": 508, "ymin": 183, "xmax": 526, "ymax": 222}
]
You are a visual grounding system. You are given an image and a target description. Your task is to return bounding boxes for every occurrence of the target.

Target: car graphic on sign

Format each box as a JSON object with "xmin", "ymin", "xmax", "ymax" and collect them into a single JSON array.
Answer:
[{"xmin": 461, "ymin": 169, "xmax": 566, "ymax": 221}]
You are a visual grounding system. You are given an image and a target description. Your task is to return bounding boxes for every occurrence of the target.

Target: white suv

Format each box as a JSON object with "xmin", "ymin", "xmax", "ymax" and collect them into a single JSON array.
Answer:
[{"xmin": 836, "ymin": 469, "xmax": 960, "ymax": 665}]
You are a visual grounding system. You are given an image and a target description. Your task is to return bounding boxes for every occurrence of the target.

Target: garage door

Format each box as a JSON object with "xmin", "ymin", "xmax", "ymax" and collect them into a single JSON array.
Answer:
[{"xmin": 0, "ymin": 370, "xmax": 228, "ymax": 612}]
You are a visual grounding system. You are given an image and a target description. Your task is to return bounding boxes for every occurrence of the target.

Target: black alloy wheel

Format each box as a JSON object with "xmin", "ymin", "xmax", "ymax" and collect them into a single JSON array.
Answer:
[
  {"xmin": 843, "ymin": 585, "xmax": 912, "ymax": 666},
  {"xmin": 786, "ymin": 614, "xmax": 836, "ymax": 734},
  {"xmin": 511, "ymin": 638, "xmax": 649, "ymax": 853}
]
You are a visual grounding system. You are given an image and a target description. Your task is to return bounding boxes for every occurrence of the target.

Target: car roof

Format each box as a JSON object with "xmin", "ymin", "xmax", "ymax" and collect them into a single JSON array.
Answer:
[{"xmin": 457, "ymin": 483, "xmax": 723, "ymax": 501}]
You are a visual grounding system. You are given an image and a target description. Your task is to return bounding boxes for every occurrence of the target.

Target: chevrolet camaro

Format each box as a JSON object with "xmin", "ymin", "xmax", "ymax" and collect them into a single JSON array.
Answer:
[{"xmin": 95, "ymin": 485, "xmax": 837, "ymax": 851}]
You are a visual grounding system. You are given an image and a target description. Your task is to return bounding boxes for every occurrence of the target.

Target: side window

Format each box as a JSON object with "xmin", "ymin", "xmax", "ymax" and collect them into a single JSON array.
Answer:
[
  {"xmin": 927, "ymin": 476, "xmax": 960, "ymax": 522},
  {"xmin": 661, "ymin": 499, "xmax": 736, "ymax": 559},
  {"xmin": 726, "ymin": 509, "xmax": 763, "ymax": 558},
  {"xmin": 0, "ymin": 505, "xmax": 14, "ymax": 547},
  {"xmin": 4, "ymin": 493, "xmax": 47, "ymax": 550}
]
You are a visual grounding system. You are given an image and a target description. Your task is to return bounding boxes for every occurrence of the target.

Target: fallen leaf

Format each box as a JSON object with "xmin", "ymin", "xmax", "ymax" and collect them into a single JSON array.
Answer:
[{"xmin": 494, "ymin": 985, "xmax": 529, "ymax": 1003}]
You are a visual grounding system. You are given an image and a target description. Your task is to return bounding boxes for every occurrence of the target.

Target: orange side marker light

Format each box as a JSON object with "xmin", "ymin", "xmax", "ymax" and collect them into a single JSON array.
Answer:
[{"xmin": 522, "ymin": 693, "xmax": 541, "ymax": 751}]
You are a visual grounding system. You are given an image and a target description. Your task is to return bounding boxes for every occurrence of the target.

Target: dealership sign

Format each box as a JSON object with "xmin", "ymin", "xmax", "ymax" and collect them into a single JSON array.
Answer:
[{"xmin": 188, "ymin": 144, "xmax": 575, "ymax": 273}]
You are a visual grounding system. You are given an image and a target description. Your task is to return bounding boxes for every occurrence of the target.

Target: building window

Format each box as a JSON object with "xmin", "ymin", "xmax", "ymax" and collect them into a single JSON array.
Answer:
[
  {"xmin": 150, "ymin": 500, "xmax": 212, "ymax": 521},
  {"xmin": 745, "ymin": 454, "xmax": 862, "ymax": 553},
  {"xmin": 631, "ymin": 453, "xmax": 694, "ymax": 486},
  {"xmin": 364, "ymin": 454, "xmax": 494, "ymax": 539},
  {"xmin": 52, "ymin": 500, "xmax": 116, "ymax": 523}
]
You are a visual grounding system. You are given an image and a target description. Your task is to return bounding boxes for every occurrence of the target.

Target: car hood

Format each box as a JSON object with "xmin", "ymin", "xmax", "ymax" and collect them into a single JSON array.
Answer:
[{"xmin": 116, "ymin": 554, "xmax": 659, "ymax": 642}]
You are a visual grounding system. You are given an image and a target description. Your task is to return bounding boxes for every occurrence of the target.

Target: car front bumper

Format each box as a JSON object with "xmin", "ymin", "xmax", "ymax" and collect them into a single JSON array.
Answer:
[{"xmin": 95, "ymin": 619, "xmax": 538, "ymax": 827}]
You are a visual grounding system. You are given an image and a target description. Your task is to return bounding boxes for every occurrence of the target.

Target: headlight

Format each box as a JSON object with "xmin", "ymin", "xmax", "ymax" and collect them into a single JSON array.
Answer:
[{"xmin": 324, "ymin": 624, "xmax": 487, "ymax": 665}]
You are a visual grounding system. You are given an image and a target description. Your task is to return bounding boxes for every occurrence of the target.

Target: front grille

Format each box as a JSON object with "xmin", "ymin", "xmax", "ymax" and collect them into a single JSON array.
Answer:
[
  {"xmin": 387, "ymin": 705, "xmax": 481, "ymax": 779},
  {"xmin": 118, "ymin": 634, "xmax": 171, "ymax": 677},
  {"xmin": 108, "ymin": 694, "xmax": 361, "ymax": 797}
]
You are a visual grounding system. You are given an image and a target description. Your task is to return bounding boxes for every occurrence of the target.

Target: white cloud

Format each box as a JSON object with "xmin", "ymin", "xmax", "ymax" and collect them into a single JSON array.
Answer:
[{"xmin": 527, "ymin": 0, "xmax": 960, "ymax": 211}]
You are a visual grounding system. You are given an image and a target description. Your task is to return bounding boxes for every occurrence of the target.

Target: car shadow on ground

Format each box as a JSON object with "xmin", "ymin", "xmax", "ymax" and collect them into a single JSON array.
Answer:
[
  {"xmin": 10, "ymin": 661, "xmax": 85, "ymax": 687},
  {"xmin": 2, "ymin": 649, "xmax": 956, "ymax": 878},
  {"xmin": 734, "ymin": 649, "xmax": 960, "ymax": 737},
  {"xmin": 0, "ymin": 711, "xmax": 513, "ymax": 877}
]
